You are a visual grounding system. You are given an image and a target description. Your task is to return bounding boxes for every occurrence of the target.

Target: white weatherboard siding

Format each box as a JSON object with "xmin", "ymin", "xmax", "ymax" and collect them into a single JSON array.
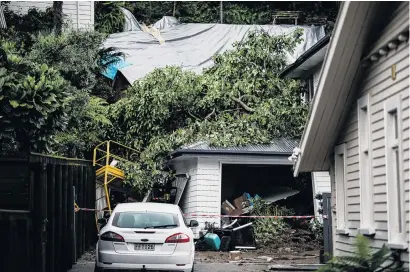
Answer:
[
  {"xmin": 332, "ymin": 3, "xmax": 409, "ymax": 262},
  {"xmin": 6, "ymin": 1, "xmax": 94, "ymax": 29},
  {"xmin": 311, "ymin": 171, "xmax": 331, "ymax": 216},
  {"xmin": 174, "ymin": 154, "xmax": 292, "ymax": 238},
  {"xmin": 312, "ymin": 67, "xmax": 321, "ymax": 92}
]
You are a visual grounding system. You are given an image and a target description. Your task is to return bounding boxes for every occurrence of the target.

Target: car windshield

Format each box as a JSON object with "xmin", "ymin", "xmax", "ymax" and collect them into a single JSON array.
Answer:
[{"xmin": 112, "ymin": 212, "xmax": 179, "ymax": 229}]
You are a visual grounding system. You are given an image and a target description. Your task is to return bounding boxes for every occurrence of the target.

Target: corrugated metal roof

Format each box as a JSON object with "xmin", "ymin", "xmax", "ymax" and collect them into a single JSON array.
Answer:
[{"xmin": 178, "ymin": 138, "xmax": 298, "ymax": 154}]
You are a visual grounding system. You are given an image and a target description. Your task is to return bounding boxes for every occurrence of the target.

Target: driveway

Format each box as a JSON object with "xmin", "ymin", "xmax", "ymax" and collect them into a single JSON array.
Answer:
[{"xmin": 69, "ymin": 261, "xmax": 270, "ymax": 272}]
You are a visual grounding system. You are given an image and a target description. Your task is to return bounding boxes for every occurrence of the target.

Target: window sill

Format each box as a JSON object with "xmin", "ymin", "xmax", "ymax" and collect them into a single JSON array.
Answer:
[
  {"xmin": 386, "ymin": 242, "xmax": 408, "ymax": 250},
  {"xmin": 358, "ymin": 227, "xmax": 376, "ymax": 236},
  {"xmin": 336, "ymin": 228, "xmax": 349, "ymax": 235}
]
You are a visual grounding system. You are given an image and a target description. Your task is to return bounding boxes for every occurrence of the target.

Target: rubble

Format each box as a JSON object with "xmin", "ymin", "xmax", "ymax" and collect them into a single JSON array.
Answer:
[{"xmin": 229, "ymin": 251, "xmax": 241, "ymax": 261}]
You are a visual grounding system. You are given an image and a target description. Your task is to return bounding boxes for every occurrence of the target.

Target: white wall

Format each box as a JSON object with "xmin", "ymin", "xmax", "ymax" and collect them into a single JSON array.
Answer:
[
  {"xmin": 6, "ymin": 1, "xmax": 94, "ymax": 29},
  {"xmin": 311, "ymin": 171, "xmax": 331, "ymax": 216},
  {"xmin": 331, "ymin": 1, "xmax": 409, "ymax": 262}
]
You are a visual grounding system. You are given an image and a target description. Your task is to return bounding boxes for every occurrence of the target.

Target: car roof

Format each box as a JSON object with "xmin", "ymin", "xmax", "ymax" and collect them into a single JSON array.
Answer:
[{"xmin": 113, "ymin": 202, "xmax": 181, "ymax": 213}]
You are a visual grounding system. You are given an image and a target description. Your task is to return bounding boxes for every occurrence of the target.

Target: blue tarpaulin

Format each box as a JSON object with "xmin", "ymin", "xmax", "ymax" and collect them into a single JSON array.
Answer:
[{"xmin": 101, "ymin": 57, "xmax": 131, "ymax": 80}]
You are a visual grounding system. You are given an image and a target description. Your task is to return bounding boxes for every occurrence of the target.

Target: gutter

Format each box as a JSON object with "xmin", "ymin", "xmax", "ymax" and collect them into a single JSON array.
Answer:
[
  {"xmin": 168, "ymin": 149, "xmax": 292, "ymax": 160},
  {"xmin": 279, "ymin": 34, "xmax": 331, "ymax": 78}
]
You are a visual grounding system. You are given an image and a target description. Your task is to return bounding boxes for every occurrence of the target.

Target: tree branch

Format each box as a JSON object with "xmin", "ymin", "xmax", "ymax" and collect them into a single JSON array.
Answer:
[
  {"xmin": 205, "ymin": 108, "xmax": 216, "ymax": 120},
  {"xmin": 231, "ymin": 97, "xmax": 255, "ymax": 112},
  {"xmin": 187, "ymin": 111, "xmax": 200, "ymax": 120}
]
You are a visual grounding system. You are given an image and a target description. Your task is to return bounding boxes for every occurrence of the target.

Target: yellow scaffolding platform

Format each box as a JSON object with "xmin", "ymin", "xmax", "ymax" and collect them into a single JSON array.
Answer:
[{"xmin": 93, "ymin": 140, "xmax": 138, "ymax": 214}]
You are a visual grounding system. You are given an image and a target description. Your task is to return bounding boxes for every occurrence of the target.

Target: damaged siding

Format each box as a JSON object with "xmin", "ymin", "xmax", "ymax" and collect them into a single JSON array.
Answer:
[{"xmin": 332, "ymin": 4, "xmax": 409, "ymax": 261}]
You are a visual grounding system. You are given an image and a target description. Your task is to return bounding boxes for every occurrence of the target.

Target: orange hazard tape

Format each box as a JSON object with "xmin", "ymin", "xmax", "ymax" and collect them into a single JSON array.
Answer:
[
  {"xmin": 184, "ymin": 214, "xmax": 327, "ymax": 219},
  {"xmin": 74, "ymin": 206, "xmax": 327, "ymax": 219}
]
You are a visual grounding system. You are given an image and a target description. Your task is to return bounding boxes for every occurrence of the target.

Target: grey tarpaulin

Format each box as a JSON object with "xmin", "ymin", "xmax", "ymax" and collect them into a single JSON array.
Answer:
[{"xmin": 104, "ymin": 12, "xmax": 325, "ymax": 85}]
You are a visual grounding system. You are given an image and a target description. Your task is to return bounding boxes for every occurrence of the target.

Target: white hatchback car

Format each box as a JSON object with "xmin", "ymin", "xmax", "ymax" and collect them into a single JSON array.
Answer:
[{"xmin": 95, "ymin": 202, "xmax": 198, "ymax": 272}]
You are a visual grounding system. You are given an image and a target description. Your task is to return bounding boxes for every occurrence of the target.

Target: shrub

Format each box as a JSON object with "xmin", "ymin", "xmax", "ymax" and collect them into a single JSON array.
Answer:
[{"xmin": 318, "ymin": 235, "xmax": 406, "ymax": 272}]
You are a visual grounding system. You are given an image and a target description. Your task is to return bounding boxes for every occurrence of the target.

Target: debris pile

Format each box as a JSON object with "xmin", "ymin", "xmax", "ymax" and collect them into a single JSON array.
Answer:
[{"xmin": 196, "ymin": 191, "xmax": 322, "ymax": 261}]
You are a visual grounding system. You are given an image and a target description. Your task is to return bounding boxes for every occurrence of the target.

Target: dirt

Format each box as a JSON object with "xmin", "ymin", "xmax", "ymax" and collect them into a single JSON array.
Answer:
[
  {"xmin": 195, "ymin": 249, "xmax": 319, "ymax": 265},
  {"xmin": 82, "ymin": 228, "xmax": 321, "ymax": 265},
  {"xmin": 195, "ymin": 227, "xmax": 321, "ymax": 265}
]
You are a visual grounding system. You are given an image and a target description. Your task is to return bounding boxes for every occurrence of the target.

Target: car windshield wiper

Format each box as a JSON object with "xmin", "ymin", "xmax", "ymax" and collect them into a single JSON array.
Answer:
[{"xmin": 145, "ymin": 224, "xmax": 178, "ymax": 229}]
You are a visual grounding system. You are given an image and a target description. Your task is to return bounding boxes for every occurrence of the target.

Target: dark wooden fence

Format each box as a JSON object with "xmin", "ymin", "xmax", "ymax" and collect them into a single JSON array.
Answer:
[{"xmin": 0, "ymin": 153, "xmax": 97, "ymax": 272}]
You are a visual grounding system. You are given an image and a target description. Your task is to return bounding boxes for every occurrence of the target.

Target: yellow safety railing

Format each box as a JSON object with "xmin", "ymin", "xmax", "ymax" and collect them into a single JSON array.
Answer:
[{"xmin": 93, "ymin": 140, "xmax": 139, "ymax": 213}]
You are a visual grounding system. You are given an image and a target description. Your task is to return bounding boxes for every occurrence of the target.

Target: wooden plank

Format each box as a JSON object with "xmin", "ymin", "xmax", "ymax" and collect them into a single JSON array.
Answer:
[
  {"xmin": 46, "ymin": 164, "xmax": 55, "ymax": 272},
  {"xmin": 73, "ymin": 166, "xmax": 78, "ymax": 263},
  {"xmin": 62, "ymin": 165, "xmax": 69, "ymax": 270},
  {"xmin": 67, "ymin": 165, "xmax": 75, "ymax": 266},
  {"xmin": 55, "ymin": 164, "xmax": 63, "ymax": 272},
  {"xmin": 77, "ymin": 166, "xmax": 83, "ymax": 257},
  {"xmin": 82, "ymin": 166, "xmax": 87, "ymax": 254}
]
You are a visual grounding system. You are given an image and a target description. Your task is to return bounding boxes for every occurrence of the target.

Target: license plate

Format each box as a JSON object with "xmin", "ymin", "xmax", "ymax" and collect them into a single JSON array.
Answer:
[{"xmin": 134, "ymin": 243, "xmax": 155, "ymax": 251}]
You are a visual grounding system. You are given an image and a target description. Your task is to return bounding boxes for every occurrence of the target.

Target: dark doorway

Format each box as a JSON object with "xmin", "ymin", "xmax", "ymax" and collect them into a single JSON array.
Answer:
[{"xmin": 221, "ymin": 164, "xmax": 314, "ymax": 215}]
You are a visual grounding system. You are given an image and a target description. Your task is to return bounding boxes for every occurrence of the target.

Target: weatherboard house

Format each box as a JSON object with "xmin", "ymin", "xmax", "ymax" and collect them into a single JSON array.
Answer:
[
  {"xmin": 292, "ymin": 1, "xmax": 409, "ymax": 264},
  {"xmin": 166, "ymin": 139, "xmax": 319, "ymax": 238}
]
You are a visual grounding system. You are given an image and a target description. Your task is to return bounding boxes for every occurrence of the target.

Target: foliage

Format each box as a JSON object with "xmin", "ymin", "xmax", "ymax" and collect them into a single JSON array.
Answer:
[
  {"xmin": 52, "ymin": 95, "xmax": 112, "ymax": 158},
  {"xmin": 110, "ymin": 29, "xmax": 308, "ymax": 193},
  {"xmin": 95, "ymin": 2, "xmax": 125, "ymax": 34},
  {"xmin": 0, "ymin": 5, "xmax": 54, "ymax": 50},
  {"xmin": 0, "ymin": 40, "xmax": 70, "ymax": 152},
  {"xmin": 1, "ymin": 5, "xmax": 124, "ymax": 157},
  {"xmin": 251, "ymin": 197, "xmax": 294, "ymax": 244},
  {"xmin": 123, "ymin": 1, "xmax": 340, "ymax": 33},
  {"xmin": 309, "ymin": 218, "xmax": 323, "ymax": 242},
  {"xmin": 318, "ymin": 235, "xmax": 406, "ymax": 272},
  {"xmin": 18, "ymin": 29, "xmax": 124, "ymax": 158}
]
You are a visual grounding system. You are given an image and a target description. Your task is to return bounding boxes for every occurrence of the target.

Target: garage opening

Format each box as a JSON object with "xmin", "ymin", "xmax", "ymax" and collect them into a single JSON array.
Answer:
[{"xmin": 221, "ymin": 164, "xmax": 314, "ymax": 216}]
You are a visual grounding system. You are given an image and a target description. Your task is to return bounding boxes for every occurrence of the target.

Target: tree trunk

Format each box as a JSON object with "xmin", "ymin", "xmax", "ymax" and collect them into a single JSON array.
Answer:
[
  {"xmin": 173, "ymin": 1, "xmax": 176, "ymax": 17},
  {"xmin": 53, "ymin": 1, "xmax": 63, "ymax": 35}
]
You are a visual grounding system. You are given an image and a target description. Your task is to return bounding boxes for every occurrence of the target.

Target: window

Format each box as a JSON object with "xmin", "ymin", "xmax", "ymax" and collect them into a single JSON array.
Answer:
[
  {"xmin": 113, "ymin": 212, "xmax": 179, "ymax": 229},
  {"xmin": 335, "ymin": 144, "xmax": 348, "ymax": 234},
  {"xmin": 384, "ymin": 95, "xmax": 406, "ymax": 249},
  {"xmin": 357, "ymin": 95, "xmax": 374, "ymax": 235}
]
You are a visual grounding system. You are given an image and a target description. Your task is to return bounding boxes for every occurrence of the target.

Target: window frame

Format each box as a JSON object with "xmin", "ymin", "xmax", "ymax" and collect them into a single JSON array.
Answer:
[
  {"xmin": 335, "ymin": 143, "xmax": 349, "ymax": 235},
  {"xmin": 384, "ymin": 95, "xmax": 407, "ymax": 249},
  {"xmin": 357, "ymin": 94, "xmax": 375, "ymax": 235}
]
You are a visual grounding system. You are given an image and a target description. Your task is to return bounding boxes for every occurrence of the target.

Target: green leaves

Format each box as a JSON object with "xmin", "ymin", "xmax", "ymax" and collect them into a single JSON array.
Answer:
[
  {"xmin": 95, "ymin": 2, "xmax": 125, "ymax": 34},
  {"xmin": 9, "ymin": 100, "xmax": 19, "ymax": 108},
  {"xmin": 0, "ymin": 41, "xmax": 71, "ymax": 153},
  {"xmin": 318, "ymin": 235, "xmax": 406, "ymax": 272},
  {"xmin": 111, "ymin": 29, "xmax": 308, "ymax": 192}
]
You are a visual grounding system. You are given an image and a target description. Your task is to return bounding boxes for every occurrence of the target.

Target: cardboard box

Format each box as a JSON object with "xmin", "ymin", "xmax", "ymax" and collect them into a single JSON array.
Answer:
[
  {"xmin": 222, "ymin": 200, "xmax": 236, "ymax": 215},
  {"xmin": 233, "ymin": 193, "xmax": 251, "ymax": 209}
]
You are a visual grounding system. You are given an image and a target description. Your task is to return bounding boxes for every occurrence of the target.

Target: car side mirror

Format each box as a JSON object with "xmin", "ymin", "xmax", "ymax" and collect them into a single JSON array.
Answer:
[{"xmin": 189, "ymin": 220, "xmax": 199, "ymax": 227}]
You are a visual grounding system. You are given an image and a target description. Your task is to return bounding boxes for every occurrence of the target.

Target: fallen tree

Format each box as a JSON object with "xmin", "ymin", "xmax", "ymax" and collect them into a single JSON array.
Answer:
[{"xmin": 110, "ymin": 29, "xmax": 309, "ymax": 194}]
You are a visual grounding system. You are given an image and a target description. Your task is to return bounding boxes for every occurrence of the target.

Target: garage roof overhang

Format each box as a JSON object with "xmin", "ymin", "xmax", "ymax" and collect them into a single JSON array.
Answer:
[
  {"xmin": 294, "ymin": 1, "xmax": 381, "ymax": 176},
  {"xmin": 280, "ymin": 35, "xmax": 330, "ymax": 79}
]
